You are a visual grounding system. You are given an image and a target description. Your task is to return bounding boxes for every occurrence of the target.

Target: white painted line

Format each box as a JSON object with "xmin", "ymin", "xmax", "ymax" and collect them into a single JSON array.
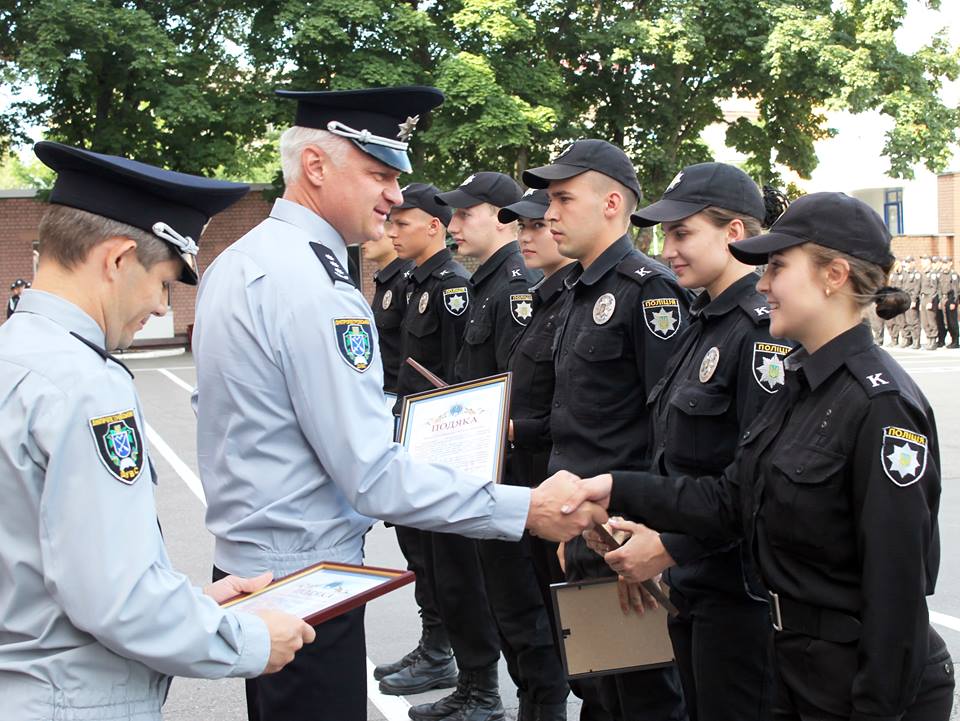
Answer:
[
  {"xmin": 931, "ymin": 611, "xmax": 960, "ymax": 634},
  {"xmin": 132, "ymin": 365, "xmax": 196, "ymax": 372},
  {"xmin": 116, "ymin": 348, "xmax": 186, "ymax": 360},
  {"xmin": 144, "ymin": 422, "xmax": 207, "ymax": 506},
  {"xmin": 156, "ymin": 368, "xmax": 196, "ymax": 394},
  {"xmin": 366, "ymin": 658, "xmax": 412, "ymax": 721}
]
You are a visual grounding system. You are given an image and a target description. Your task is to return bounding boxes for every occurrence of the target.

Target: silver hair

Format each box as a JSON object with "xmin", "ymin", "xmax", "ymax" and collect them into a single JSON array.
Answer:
[{"xmin": 278, "ymin": 126, "xmax": 350, "ymax": 184}]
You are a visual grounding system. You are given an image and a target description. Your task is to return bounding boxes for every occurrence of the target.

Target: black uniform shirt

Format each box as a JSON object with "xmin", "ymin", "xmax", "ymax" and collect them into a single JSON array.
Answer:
[
  {"xmin": 372, "ymin": 257, "xmax": 415, "ymax": 393},
  {"xmin": 454, "ymin": 241, "xmax": 540, "ymax": 382},
  {"xmin": 648, "ymin": 272, "xmax": 793, "ymax": 566},
  {"xmin": 503, "ymin": 263, "xmax": 576, "ymax": 487},
  {"xmin": 393, "ymin": 248, "xmax": 471, "ymax": 409},
  {"xmin": 548, "ymin": 235, "xmax": 691, "ymax": 477},
  {"xmin": 613, "ymin": 323, "xmax": 941, "ymax": 720}
]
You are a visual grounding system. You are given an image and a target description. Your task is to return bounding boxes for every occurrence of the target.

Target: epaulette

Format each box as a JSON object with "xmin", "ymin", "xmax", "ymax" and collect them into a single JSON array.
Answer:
[
  {"xmin": 846, "ymin": 347, "xmax": 902, "ymax": 398},
  {"xmin": 738, "ymin": 290, "xmax": 772, "ymax": 326},
  {"xmin": 616, "ymin": 253, "xmax": 667, "ymax": 286},
  {"xmin": 505, "ymin": 259, "xmax": 534, "ymax": 284},
  {"xmin": 433, "ymin": 263, "xmax": 471, "ymax": 281},
  {"xmin": 310, "ymin": 242, "xmax": 356, "ymax": 288},
  {"xmin": 69, "ymin": 331, "xmax": 134, "ymax": 379}
]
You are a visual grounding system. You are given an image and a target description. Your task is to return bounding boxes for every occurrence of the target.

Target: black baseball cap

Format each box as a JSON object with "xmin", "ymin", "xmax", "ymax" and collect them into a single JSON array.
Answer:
[
  {"xmin": 498, "ymin": 188, "xmax": 550, "ymax": 222},
  {"xmin": 522, "ymin": 139, "xmax": 641, "ymax": 201},
  {"xmin": 394, "ymin": 182, "xmax": 452, "ymax": 226},
  {"xmin": 11, "ymin": 279, "xmax": 26, "ymax": 290},
  {"xmin": 435, "ymin": 172, "xmax": 523, "ymax": 209},
  {"xmin": 729, "ymin": 192, "xmax": 894, "ymax": 267},
  {"xmin": 631, "ymin": 162, "xmax": 764, "ymax": 227},
  {"xmin": 35, "ymin": 141, "xmax": 250, "ymax": 285},
  {"xmin": 275, "ymin": 86, "xmax": 444, "ymax": 174}
]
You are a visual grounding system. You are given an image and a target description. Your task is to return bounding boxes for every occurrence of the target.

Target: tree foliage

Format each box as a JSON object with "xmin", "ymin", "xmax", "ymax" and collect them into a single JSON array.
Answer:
[{"xmin": 0, "ymin": 0, "xmax": 956, "ymax": 195}]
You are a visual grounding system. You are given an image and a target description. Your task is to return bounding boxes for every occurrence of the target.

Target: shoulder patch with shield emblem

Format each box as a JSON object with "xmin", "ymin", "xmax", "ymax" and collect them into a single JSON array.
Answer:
[
  {"xmin": 510, "ymin": 294, "xmax": 534, "ymax": 326},
  {"xmin": 752, "ymin": 342, "xmax": 791, "ymax": 393},
  {"xmin": 881, "ymin": 426, "xmax": 928, "ymax": 487},
  {"xmin": 89, "ymin": 409, "xmax": 144, "ymax": 484},
  {"xmin": 333, "ymin": 318, "xmax": 374, "ymax": 372},
  {"xmin": 642, "ymin": 297, "xmax": 681, "ymax": 339},
  {"xmin": 443, "ymin": 287, "xmax": 469, "ymax": 316}
]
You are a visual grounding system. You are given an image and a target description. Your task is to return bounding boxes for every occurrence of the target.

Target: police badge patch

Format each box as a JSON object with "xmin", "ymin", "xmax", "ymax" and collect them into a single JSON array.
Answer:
[
  {"xmin": 752, "ymin": 342, "xmax": 791, "ymax": 393},
  {"xmin": 593, "ymin": 293, "xmax": 616, "ymax": 325},
  {"xmin": 89, "ymin": 410, "xmax": 144, "ymax": 484},
  {"xmin": 510, "ymin": 294, "xmax": 534, "ymax": 326},
  {"xmin": 333, "ymin": 318, "xmax": 374, "ymax": 372},
  {"xmin": 881, "ymin": 426, "xmax": 928, "ymax": 487},
  {"xmin": 699, "ymin": 347, "xmax": 720, "ymax": 383},
  {"xmin": 418, "ymin": 291, "xmax": 430, "ymax": 314},
  {"xmin": 443, "ymin": 287, "xmax": 469, "ymax": 316},
  {"xmin": 642, "ymin": 298, "xmax": 681, "ymax": 339},
  {"xmin": 381, "ymin": 290, "xmax": 393, "ymax": 310}
]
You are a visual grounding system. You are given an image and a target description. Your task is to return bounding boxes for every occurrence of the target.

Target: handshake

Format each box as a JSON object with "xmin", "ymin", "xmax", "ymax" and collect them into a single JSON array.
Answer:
[{"xmin": 524, "ymin": 470, "xmax": 615, "ymax": 542}]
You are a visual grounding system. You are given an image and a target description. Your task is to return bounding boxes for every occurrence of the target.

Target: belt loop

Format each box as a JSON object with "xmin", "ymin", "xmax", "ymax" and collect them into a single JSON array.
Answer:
[{"xmin": 769, "ymin": 590, "xmax": 783, "ymax": 631}]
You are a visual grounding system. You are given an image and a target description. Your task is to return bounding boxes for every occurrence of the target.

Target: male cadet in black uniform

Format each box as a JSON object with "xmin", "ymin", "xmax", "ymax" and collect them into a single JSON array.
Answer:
[
  {"xmin": 943, "ymin": 257, "xmax": 959, "ymax": 348},
  {"xmin": 919, "ymin": 255, "xmax": 940, "ymax": 349},
  {"xmin": 375, "ymin": 182, "xmax": 467, "ymax": 696},
  {"xmin": 402, "ymin": 172, "xmax": 534, "ymax": 721},
  {"xmin": 884, "ymin": 258, "xmax": 905, "ymax": 346},
  {"xmin": 901, "ymin": 256, "xmax": 922, "ymax": 348},
  {"xmin": 365, "ymin": 220, "xmax": 414, "ymax": 394},
  {"xmin": 7, "ymin": 279, "xmax": 26, "ymax": 318},
  {"xmin": 524, "ymin": 140, "xmax": 690, "ymax": 721}
]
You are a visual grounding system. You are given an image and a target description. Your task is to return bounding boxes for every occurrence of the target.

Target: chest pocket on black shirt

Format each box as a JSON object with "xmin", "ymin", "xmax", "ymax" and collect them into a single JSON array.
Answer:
[
  {"xmin": 571, "ymin": 329, "xmax": 627, "ymax": 416},
  {"xmin": 464, "ymin": 315, "xmax": 492, "ymax": 346},
  {"xmin": 407, "ymin": 306, "xmax": 439, "ymax": 338},
  {"xmin": 767, "ymin": 444, "xmax": 848, "ymax": 555},
  {"xmin": 666, "ymin": 385, "xmax": 734, "ymax": 472}
]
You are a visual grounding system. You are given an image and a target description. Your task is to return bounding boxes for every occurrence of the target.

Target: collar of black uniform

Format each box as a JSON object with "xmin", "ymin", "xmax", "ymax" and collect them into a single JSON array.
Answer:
[
  {"xmin": 690, "ymin": 273, "xmax": 758, "ymax": 319},
  {"xmin": 784, "ymin": 323, "xmax": 874, "ymax": 391},
  {"xmin": 376, "ymin": 256, "xmax": 412, "ymax": 283},
  {"xmin": 533, "ymin": 262, "xmax": 577, "ymax": 305},
  {"xmin": 572, "ymin": 235, "xmax": 634, "ymax": 287},
  {"xmin": 472, "ymin": 241, "xmax": 521, "ymax": 286},
  {"xmin": 412, "ymin": 247, "xmax": 454, "ymax": 284}
]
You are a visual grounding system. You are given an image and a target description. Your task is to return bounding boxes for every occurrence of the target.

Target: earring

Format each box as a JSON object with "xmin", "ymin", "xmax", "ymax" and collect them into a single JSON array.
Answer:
[{"xmin": 825, "ymin": 288, "xmax": 831, "ymax": 297}]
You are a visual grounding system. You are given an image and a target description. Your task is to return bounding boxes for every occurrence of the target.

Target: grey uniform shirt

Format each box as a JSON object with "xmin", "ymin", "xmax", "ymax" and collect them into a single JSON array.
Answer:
[
  {"xmin": 0, "ymin": 290, "xmax": 269, "ymax": 721},
  {"xmin": 192, "ymin": 199, "xmax": 529, "ymax": 579}
]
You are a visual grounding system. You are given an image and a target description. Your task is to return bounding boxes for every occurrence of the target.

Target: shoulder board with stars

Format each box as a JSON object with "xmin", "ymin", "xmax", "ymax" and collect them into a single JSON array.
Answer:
[{"xmin": 310, "ymin": 242, "xmax": 356, "ymax": 288}]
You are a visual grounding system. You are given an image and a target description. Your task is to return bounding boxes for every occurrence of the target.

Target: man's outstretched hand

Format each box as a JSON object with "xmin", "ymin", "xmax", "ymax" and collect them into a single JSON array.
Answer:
[{"xmin": 527, "ymin": 471, "xmax": 608, "ymax": 541}]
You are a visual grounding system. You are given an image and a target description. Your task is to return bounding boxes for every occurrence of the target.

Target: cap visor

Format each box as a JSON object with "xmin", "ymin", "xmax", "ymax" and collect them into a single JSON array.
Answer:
[
  {"xmin": 630, "ymin": 198, "xmax": 709, "ymax": 227},
  {"xmin": 729, "ymin": 232, "xmax": 806, "ymax": 265},
  {"xmin": 435, "ymin": 189, "xmax": 482, "ymax": 208},
  {"xmin": 498, "ymin": 199, "xmax": 548, "ymax": 223},
  {"xmin": 521, "ymin": 163, "xmax": 586, "ymax": 189},
  {"xmin": 354, "ymin": 141, "xmax": 411, "ymax": 173}
]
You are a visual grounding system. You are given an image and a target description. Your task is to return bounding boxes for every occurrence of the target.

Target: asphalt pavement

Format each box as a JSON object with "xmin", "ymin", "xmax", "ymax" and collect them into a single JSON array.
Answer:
[{"xmin": 121, "ymin": 343, "xmax": 960, "ymax": 721}]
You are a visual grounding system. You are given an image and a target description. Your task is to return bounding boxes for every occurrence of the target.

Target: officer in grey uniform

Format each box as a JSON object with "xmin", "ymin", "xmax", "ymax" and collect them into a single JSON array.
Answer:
[
  {"xmin": 919, "ymin": 255, "xmax": 940, "ymax": 349},
  {"xmin": 900, "ymin": 256, "xmax": 921, "ymax": 348},
  {"xmin": 192, "ymin": 87, "xmax": 605, "ymax": 721},
  {"xmin": 0, "ymin": 142, "xmax": 316, "ymax": 721}
]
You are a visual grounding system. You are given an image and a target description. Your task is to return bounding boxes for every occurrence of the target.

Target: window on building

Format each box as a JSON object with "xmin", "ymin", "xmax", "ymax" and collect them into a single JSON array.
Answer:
[{"xmin": 884, "ymin": 188, "xmax": 904, "ymax": 234}]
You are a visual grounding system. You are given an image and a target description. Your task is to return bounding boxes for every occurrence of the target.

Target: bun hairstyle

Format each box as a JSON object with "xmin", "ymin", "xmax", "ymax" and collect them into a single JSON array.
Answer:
[
  {"xmin": 805, "ymin": 245, "xmax": 911, "ymax": 320},
  {"xmin": 761, "ymin": 185, "xmax": 790, "ymax": 229}
]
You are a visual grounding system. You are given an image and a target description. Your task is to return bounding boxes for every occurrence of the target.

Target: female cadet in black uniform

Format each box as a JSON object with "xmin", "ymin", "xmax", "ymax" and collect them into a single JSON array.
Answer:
[
  {"xmin": 572, "ymin": 192, "xmax": 955, "ymax": 721},
  {"xmin": 478, "ymin": 188, "xmax": 576, "ymax": 721},
  {"xmin": 615, "ymin": 163, "xmax": 790, "ymax": 721}
]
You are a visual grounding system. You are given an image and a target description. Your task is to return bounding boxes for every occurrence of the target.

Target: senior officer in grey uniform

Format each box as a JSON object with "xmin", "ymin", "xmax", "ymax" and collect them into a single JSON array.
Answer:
[
  {"xmin": 192, "ymin": 87, "xmax": 605, "ymax": 721},
  {"xmin": 0, "ymin": 142, "xmax": 316, "ymax": 721},
  {"xmin": 524, "ymin": 140, "xmax": 691, "ymax": 721}
]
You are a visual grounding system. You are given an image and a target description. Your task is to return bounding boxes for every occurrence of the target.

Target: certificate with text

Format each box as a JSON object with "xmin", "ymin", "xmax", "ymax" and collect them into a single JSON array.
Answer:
[{"xmin": 398, "ymin": 373, "xmax": 511, "ymax": 484}]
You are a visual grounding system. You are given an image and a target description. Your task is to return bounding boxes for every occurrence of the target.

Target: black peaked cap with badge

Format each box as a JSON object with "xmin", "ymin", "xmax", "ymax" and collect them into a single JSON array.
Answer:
[
  {"xmin": 631, "ymin": 162, "xmax": 764, "ymax": 227},
  {"xmin": 34, "ymin": 141, "xmax": 250, "ymax": 285},
  {"xmin": 523, "ymin": 139, "xmax": 641, "ymax": 201},
  {"xmin": 498, "ymin": 188, "xmax": 550, "ymax": 223},
  {"xmin": 275, "ymin": 86, "xmax": 444, "ymax": 174},
  {"xmin": 729, "ymin": 192, "xmax": 894, "ymax": 268},
  {"xmin": 435, "ymin": 172, "xmax": 523, "ymax": 209},
  {"xmin": 395, "ymin": 182, "xmax": 452, "ymax": 226}
]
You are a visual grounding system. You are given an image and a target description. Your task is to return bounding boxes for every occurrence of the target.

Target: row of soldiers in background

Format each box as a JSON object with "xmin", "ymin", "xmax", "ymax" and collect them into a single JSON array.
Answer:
[
  {"xmin": 869, "ymin": 255, "xmax": 960, "ymax": 350},
  {"xmin": 6, "ymin": 278, "xmax": 29, "ymax": 318}
]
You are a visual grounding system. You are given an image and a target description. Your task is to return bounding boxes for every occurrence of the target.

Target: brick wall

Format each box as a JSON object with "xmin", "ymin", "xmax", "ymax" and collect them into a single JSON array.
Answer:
[
  {"xmin": 891, "ymin": 235, "xmax": 956, "ymax": 266},
  {"xmin": 939, "ymin": 172, "xmax": 957, "ymax": 236},
  {"xmin": 0, "ymin": 195, "xmax": 45, "ymax": 297}
]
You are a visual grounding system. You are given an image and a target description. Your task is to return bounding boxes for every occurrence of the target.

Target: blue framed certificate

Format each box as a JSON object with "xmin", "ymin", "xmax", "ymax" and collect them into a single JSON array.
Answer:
[{"xmin": 398, "ymin": 372, "xmax": 511, "ymax": 484}]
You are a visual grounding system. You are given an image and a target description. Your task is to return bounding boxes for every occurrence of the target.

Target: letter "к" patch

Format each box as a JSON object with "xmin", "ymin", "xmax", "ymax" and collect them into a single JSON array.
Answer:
[
  {"xmin": 89, "ymin": 409, "xmax": 144, "ymax": 484},
  {"xmin": 881, "ymin": 426, "xmax": 928, "ymax": 487}
]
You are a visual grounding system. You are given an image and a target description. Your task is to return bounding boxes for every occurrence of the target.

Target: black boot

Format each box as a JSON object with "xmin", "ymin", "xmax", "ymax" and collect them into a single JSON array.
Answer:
[
  {"xmin": 444, "ymin": 665, "xmax": 505, "ymax": 721},
  {"xmin": 374, "ymin": 643, "xmax": 422, "ymax": 681},
  {"xmin": 379, "ymin": 633, "xmax": 457, "ymax": 695},
  {"xmin": 408, "ymin": 671, "xmax": 471, "ymax": 721},
  {"xmin": 532, "ymin": 702, "xmax": 567, "ymax": 721}
]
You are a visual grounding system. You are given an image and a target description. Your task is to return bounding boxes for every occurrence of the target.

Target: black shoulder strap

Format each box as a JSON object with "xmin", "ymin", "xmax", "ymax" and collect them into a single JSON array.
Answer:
[
  {"xmin": 310, "ymin": 242, "xmax": 356, "ymax": 287},
  {"xmin": 69, "ymin": 331, "xmax": 134, "ymax": 379}
]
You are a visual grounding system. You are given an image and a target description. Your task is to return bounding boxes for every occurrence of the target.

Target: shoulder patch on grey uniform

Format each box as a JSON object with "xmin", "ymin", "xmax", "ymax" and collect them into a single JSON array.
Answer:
[
  {"xmin": 310, "ymin": 243, "xmax": 355, "ymax": 287},
  {"xmin": 333, "ymin": 318, "xmax": 374, "ymax": 372},
  {"xmin": 881, "ymin": 426, "xmax": 928, "ymax": 487},
  {"xmin": 89, "ymin": 410, "xmax": 144, "ymax": 484}
]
